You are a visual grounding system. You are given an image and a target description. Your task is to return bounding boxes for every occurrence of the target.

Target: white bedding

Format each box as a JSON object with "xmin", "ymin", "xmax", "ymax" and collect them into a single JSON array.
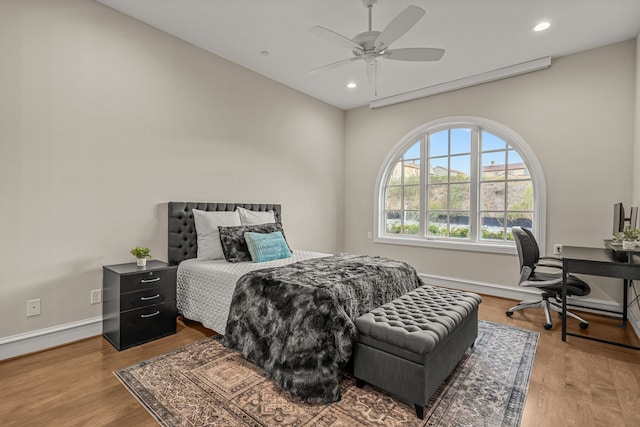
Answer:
[{"xmin": 177, "ymin": 250, "xmax": 329, "ymax": 334}]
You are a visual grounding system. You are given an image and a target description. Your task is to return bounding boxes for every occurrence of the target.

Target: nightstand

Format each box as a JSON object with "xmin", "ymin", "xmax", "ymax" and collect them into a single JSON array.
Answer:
[{"xmin": 102, "ymin": 260, "xmax": 177, "ymax": 350}]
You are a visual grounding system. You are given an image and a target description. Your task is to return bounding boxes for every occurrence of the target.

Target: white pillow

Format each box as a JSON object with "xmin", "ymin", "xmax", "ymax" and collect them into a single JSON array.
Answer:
[
  {"xmin": 236, "ymin": 206, "xmax": 277, "ymax": 225},
  {"xmin": 192, "ymin": 209, "xmax": 241, "ymax": 260}
]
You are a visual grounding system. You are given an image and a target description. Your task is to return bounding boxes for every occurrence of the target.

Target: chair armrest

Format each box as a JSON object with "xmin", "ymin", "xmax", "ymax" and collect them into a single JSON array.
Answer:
[
  {"xmin": 519, "ymin": 266, "xmax": 533, "ymax": 284},
  {"xmin": 538, "ymin": 256, "xmax": 562, "ymax": 268}
]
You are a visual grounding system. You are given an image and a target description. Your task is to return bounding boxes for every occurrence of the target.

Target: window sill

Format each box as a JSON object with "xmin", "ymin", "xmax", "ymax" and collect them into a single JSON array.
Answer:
[{"xmin": 373, "ymin": 235, "xmax": 517, "ymax": 255}]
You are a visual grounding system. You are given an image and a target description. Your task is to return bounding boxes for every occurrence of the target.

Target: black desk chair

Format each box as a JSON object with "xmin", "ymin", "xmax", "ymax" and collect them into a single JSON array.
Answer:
[{"xmin": 507, "ymin": 227, "xmax": 590, "ymax": 330}]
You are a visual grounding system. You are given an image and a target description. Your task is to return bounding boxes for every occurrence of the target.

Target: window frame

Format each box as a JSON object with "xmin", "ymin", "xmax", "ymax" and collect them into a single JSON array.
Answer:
[{"xmin": 374, "ymin": 116, "xmax": 546, "ymax": 255}]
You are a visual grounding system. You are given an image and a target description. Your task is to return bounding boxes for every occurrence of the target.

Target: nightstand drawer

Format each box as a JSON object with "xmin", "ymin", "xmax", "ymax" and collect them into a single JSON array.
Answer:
[
  {"xmin": 119, "ymin": 302, "xmax": 177, "ymax": 349},
  {"xmin": 120, "ymin": 268, "xmax": 176, "ymax": 293},
  {"xmin": 120, "ymin": 285, "xmax": 177, "ymax": 312}
]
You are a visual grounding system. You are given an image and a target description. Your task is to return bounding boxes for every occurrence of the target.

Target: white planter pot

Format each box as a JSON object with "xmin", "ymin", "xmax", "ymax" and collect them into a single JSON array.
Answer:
[
  {"xmin": 137, "ymin": 257, "xmax": 147, "ymax": 267},
  {"xmin": 622, "ymin": 240, "xmax": 636, "ymax": 250}
]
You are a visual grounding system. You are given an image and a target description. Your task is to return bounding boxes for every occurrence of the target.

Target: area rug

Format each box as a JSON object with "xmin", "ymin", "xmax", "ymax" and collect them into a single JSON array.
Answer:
[{"xmin": 115, "ymin": 320, "xmax": 538, "ymax": 426}]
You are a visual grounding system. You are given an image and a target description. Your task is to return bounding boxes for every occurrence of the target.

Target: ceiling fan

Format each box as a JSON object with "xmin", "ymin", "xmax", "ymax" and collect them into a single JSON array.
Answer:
[{"xmin": 308, "ymin": 0, "xmax": 444, "ymax": 93}]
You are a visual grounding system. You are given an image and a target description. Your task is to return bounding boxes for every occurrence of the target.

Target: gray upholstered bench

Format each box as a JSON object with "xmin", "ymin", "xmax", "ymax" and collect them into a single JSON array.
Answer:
[{"xmin": 353, "ymin": 285, "xmax": 482, "ymax": 419}]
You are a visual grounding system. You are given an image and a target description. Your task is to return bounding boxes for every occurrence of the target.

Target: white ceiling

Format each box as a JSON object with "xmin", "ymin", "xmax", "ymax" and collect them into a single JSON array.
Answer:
[{"xmin": 96, "ymin": 0, "xmax": 640, "ymax": 110}]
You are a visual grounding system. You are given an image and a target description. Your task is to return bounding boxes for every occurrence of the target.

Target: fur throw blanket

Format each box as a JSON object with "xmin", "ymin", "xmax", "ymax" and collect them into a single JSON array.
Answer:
[{"xmin": 221, "ymin": 254, "xmax": 423, "ymax": 403}]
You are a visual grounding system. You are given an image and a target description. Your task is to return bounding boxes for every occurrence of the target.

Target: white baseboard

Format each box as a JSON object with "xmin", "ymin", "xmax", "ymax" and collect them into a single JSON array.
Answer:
[
  {"xmin": 0, "ymin": 316, "xmax": 102, "ymax": 361},
  {"xmin": 420, "ymin": 272, "xmax": 640, "ymax": 336},
  {"xmin": 2, "ymin": 274, "xmax": 639, "ymax": 361}
]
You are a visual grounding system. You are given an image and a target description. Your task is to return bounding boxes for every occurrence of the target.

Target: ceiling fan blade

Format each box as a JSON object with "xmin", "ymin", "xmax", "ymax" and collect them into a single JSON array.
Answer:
[
  {"xmin": 308, "ymin": 25, "xmax": 363, "ymax": 53},
  {"xmin": 308, "ymin": 57, "xmax": 359, "ymax": 74},
  {"xmin": 374, "ymin": 5, "xmax": 426, "ymax": 51},
  {"xmin": 384, "ymin": 47, "xmax": 445, "ymax": 61}
]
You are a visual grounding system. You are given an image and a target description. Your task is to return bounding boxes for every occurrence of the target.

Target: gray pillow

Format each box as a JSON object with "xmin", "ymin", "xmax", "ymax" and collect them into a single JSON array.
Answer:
[
  {"xmin": 218, "ymin": 223, "xmax": 290, "ymax": 263},
  {"xmin": 192, "ymin": 209, "xmax": 241, "ymax": 260}
]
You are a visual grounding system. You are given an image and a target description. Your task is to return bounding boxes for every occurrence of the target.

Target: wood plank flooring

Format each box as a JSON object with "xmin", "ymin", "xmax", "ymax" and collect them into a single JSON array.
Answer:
[{"xmin": 1, "ymin": 295, "xmax": 639, "ymax": 426}]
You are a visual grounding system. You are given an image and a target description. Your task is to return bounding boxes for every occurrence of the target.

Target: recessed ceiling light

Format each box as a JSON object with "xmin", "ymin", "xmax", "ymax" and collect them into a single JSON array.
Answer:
[
  {"xmin": 260, "ymin": 50, "xmax": 270, "ymax": 56},
  {"xmin": 534, "ymin": 22, "xmax": 550, "ymax": 32},
  {"xmin": 346, "ymin": 82, "xmax": 357, "ymax": 89}
]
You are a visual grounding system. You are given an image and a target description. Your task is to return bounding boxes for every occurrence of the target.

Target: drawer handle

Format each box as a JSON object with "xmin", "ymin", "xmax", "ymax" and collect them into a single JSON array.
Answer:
[
  {"xmin": 140, "ymin": 294, "xmax": 161, "ymax": 301},
  {"xmin": 140, "ymin": 277, "xmax": 160, "ymax": 284},
  {"xmin": 140, "ymin": 311, "xmax": 160, "ymax": 318}
]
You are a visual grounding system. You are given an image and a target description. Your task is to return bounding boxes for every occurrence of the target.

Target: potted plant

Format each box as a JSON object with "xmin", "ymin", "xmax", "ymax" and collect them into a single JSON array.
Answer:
[
  {"xmin": 621, "ymin": 227, "xmax": 640, "ymax": 249},
  {"xmin": 130, "ymin": 246, "xmax": 151, "ymax": 267}
]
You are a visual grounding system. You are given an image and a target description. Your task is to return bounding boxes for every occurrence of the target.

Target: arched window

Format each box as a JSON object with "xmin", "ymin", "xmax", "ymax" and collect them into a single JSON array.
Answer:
[{"xmin": 375, "ymin": 116, "xmax": 546, "ymax": 254}]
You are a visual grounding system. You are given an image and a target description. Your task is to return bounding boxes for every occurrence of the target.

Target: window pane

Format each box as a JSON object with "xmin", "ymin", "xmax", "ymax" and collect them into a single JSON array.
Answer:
[
  {"xmin": 404, "ymin": 141, "xmax": 421, "ymax": 160},
  {"xmin": 451, "ymin": 128, "xmax": 471, "ymax": 154},
  {"xmin": 507, "ymin": 180, "xmax": 533, "ymax": 211},
  {"xmin": 450, "ymin": 212, "xmax": 470, "ymax": 238},
  {"xmin": 386, "ymin": 186, "xmax": 402, "ymax": 210},
  {"xmin": 429, "ymin": 157, "xmax": 448, "ymax": 183},
  {"xmin": 507, "ymin": 212, "xmax": 533, "ymax": 236},
  {"xmin": 481, "ymin": 212, "xmax": 506, "ymax": 240},
  {"xmin": 481, "ymin": 152, "xmax": 506, "ymax": 181},
  {"xmin": 480, "ymin": 182, "xmax": 505, "ymax": 211},
  {"xmin": 389, "ymin": 161, "xmax": 402, "ymax": 185},
  {"xmin": 449, "ymin": 183, "xmax": 470, "ymax": 210},
  {"xmin": 429, "ymin": 185, "xmax": 448, "ymax": 210},
  {"xmin": 428, "ymin": 212, "xmax": 447, "ymax": 236},
  {"xmin": 507, "ymin": 150, "xmax": 528, "ymax": 178},
  {"xmin": 385, "ymin": 211, "xmax": 401, "ymax": 234},
  {"xmin": 429, "ymin": 131, "xmax": 448, "ymax": 157},
  {"xmin": 482, "ymin": 131, "xmax": 506, "ymax": 151},
  {"xmin": 403, "ymin": 160, "xmax": 420, "ymax": 185},
  {"xmin": 404, "ymin": 185, "xmax": 420, "ymax": 210},
  {"xmin": 403, "ymin": 211, "xmax": 420, "ymax": 235},
  {"xmin": 450, "ymin": 154, "xmax": 470, "ymax": 182}
]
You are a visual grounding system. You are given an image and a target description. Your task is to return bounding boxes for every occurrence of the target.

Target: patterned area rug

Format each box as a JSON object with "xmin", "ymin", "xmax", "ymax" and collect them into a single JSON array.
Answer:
[{"xmin": 115, "ymin": 321, "xmax": 538, "ymax": 426}]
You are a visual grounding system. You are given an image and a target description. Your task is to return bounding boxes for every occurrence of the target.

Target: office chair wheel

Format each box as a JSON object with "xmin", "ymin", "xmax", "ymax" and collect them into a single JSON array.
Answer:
[
  {"xmin": 579, "ymin": 322, "xmax": 589, "ymax": 329},
  {"xmin": 506, "ymin": 310, "xmax": 513, "ymax": 317},
  {"xmin": 543, "ymin": 323, "xmax": 552, "ymax": 330}
]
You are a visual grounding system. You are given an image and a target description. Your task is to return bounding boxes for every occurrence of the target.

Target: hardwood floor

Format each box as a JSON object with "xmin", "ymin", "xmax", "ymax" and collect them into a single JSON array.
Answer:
[{"xmin": 1, "ymin": 295, "xmax": 639, "ymax": 426}]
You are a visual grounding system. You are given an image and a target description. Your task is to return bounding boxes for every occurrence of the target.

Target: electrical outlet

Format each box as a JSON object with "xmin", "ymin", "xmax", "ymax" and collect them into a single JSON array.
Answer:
[
  {"xmin": 91, "ymin": 289, "xmax": 102, "ymax": 305},
  {"xmin": 26, "ymin": 299, "xmax": 41, "ymax": 317},
  {"xmin": 367, "ymin": 231, "xmax": 373, "ymax": 239},
  {"xmin": 553, "ymin": 244, "xmax": 563, "ymax": 255}
]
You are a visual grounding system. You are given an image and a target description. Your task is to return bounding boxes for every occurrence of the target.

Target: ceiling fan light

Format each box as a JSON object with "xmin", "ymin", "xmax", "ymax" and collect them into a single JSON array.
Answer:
[{"xmin": 534, "ymin": 22, "xmax": 550, "ymax": 32}]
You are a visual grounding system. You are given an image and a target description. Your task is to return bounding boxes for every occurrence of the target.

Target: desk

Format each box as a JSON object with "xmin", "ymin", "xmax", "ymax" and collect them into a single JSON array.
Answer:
[{"xmin": 561, "ymin": 245, "xmax": 640, "ymax": 350}]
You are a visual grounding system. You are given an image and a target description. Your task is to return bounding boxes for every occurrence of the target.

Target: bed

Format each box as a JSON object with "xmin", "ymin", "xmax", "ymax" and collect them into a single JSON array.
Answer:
[
  {"xmin": 168, "ymin": 202, "xmax": 328, "ymax": 333},
  {"xmin": 175, "ymin": 250, "xmax": 328, "ymax": 333},
  {"xmin": 167, "ymin": 202, "xmax": 425, "ymax": 403}
]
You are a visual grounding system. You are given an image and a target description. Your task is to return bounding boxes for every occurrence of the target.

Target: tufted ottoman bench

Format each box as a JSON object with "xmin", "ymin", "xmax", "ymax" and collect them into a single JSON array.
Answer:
[{"xmin": 353, "ymin": 285, "xmax": 482, "ymax": 419}]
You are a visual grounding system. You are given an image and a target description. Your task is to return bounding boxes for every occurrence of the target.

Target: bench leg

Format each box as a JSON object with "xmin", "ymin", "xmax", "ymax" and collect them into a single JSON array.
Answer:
[
  {"xmin": 415, "ymin": 404, "xmax": 424, "ymax": 420},
  {"xmin": 355, "ymin": 378, "xmax": 366, "ymax": 388}
]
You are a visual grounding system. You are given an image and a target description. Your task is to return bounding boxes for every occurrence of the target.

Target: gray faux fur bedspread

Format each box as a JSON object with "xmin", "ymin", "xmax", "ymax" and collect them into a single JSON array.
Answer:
[{"xmin": 221, "ymin": 254, "xmax": 424, "ymax": 403}]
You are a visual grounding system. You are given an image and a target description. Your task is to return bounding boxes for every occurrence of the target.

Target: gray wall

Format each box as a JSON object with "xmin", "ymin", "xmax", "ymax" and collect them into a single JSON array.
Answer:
[
  {"xmin": 344, "ymin": 40, "xmax": 636, "ymax": 302},
  {"xmin": 1, "ymin": 0, "xmax": 637, "ymax": 341},
  {"xmin": 0, "ymin": 0, "xmax": 345, "ymax": 338}
]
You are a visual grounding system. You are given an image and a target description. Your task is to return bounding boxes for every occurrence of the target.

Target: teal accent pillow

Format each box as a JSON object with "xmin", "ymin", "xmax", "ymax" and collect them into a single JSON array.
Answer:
[{"xmin": 244, "ymin": 231, "xmax": 292, "ymax": 263}]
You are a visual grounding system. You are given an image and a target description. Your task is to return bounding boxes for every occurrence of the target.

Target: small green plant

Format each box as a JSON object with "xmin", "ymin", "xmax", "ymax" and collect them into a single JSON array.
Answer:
[
  {"xmin": 130, "ymin": 246, "xmax": 151, "ymax": 259},
  {"xmin": 622, "ymin": 227, "xmax": 640, "ymax": 240}
]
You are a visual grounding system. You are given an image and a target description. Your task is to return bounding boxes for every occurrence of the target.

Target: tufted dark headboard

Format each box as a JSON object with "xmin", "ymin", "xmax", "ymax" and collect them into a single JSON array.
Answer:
[{"xmin": 167, "ymin": 202, "xmax": 282, "ymax": 265}]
